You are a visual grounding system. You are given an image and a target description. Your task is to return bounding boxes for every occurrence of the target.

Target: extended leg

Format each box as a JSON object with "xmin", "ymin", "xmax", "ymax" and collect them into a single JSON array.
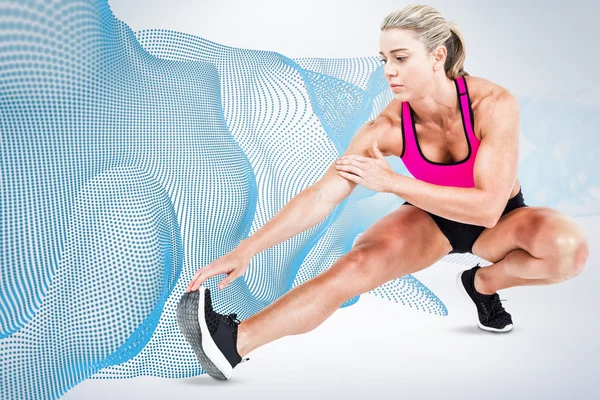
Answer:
[{"xmin": 236, "ymin": 205, "xmax": 452, "ymax": 357}]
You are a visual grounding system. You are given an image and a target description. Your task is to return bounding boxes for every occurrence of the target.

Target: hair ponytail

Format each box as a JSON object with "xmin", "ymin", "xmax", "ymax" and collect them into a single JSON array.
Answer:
[{"xmin": 381, "ymin": 5, "xmax": 469, "ymax": 80}]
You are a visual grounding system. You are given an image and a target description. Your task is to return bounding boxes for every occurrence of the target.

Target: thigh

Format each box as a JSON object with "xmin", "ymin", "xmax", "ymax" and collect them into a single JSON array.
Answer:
[
  {"xmin": 471, "ymin": 188, "xmax": 531, "ymax": 262},
  {"xmin": 346, "ymin": 204, "xmax": 453, "ymax": 285},
  {"xmin": 472, "ymin": 205, "xmax": 581, "ymax": 263},
  {"xmin": 403, "ymin": 201, "xmax": 482, "ymax": 255},
  {"xmin": 471, "ymin": 207, "xmax": 541, "ymax": 262}
]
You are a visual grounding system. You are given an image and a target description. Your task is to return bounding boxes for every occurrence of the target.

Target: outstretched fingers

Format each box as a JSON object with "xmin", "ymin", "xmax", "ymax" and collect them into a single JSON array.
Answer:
[{"xmin": 187, "ymin": 264, "xmax": 216, "ymax": 292}]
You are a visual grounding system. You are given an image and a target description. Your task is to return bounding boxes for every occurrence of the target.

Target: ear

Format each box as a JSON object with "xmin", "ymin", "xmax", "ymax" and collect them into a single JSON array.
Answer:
[{"xmin": 432, "ymin": 45, "xmax": 447, "ymax": 72}]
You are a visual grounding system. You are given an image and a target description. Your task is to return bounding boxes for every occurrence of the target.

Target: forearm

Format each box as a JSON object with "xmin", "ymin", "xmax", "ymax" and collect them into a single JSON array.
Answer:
[
  {"xmin": 237, "ymin": 186, "xmax": 335, "ymax": 257},
  {"xmin": 385, "ymin": 173, "xmax": 492, "ymax": 227}
]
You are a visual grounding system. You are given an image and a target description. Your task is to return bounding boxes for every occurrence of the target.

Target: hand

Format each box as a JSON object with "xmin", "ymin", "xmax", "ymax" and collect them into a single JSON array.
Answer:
[
  {"xmin": 335, "ymin": 141, "xmax": 395, "ymax": 193},
  {"xmin": 186, "ymin": 248, "xmax": 252, "ymax": 292}
]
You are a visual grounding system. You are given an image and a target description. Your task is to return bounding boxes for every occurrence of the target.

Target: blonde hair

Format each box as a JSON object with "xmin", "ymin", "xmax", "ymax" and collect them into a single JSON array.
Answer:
[{"xmin": 380, "ymin": 4, "xmax": 469, "ymax": 80}]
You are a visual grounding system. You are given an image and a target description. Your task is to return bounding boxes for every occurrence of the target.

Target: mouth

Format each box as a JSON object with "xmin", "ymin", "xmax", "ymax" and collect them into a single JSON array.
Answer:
[{"xmin": 390, "ymin": 84, "xmax": 403, "ymax": 87}]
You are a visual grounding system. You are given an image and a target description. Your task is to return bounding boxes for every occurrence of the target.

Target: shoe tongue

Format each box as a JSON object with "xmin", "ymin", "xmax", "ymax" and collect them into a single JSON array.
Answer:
[{"xmin": 220, "ymin": 313, "xmax": 233, "ymax": 324}]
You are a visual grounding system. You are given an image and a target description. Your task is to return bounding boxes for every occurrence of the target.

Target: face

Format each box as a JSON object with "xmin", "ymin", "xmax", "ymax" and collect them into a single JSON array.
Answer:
[{"xmin": 378, "ymin": 28, "xmax": 445, "ymax": 99}]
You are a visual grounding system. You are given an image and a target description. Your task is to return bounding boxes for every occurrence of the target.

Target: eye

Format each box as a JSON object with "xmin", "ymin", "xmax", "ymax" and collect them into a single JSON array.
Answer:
[{"xmin": 379, "ymin": 57, "xmax": 406, "ymax": 63}]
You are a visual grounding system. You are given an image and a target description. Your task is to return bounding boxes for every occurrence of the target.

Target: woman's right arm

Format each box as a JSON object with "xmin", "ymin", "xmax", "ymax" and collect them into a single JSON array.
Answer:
[
  {"xmin": 237, "ymin": 116, "xmax": 396, "ymax": 258},
  {"xmin": 186, "ymin": 116, "xmax": 397, "ymax": 292}
]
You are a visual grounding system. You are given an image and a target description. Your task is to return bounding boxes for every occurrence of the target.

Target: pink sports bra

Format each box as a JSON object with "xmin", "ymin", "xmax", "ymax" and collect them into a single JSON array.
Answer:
[{"xmin": 400, "ymin": 75, "xmax": 481, "ymax": 188}]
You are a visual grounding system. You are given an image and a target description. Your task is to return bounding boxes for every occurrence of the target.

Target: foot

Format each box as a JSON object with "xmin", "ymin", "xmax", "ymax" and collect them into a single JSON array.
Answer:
[
  {"xmin": 176, "ymin": 286, "xmax": 250, "ymax": 380},
  {"xmin": 456, "ymin": 264, "xmax": 513, "ymax": 332}
]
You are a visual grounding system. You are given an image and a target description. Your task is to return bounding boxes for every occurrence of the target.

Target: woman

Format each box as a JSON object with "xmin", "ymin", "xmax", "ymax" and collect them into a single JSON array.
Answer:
[{"xmin": 178, "ymin": 4, "xmax": 590, "ymax": 380}]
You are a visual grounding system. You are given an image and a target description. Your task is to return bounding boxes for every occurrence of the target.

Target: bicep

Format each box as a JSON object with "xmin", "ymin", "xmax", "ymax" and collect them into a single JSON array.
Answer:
[
  {"xmin": 473, "ymin": 93, "xmax": 520, "ymax": 222},
  {"xmin": 314, "ymin": 117, "xmax": 393, "ymax": 206}
]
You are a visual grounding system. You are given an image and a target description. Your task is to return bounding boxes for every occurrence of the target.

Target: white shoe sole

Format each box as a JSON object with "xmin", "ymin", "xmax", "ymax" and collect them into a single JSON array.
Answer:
[
  {"xmin": 455, "ymin": 270, "xmax": 513, "ymax": 333},
  {"xmin": 177, "ymin": 286, "xmax": 234, "ymax": 379}
]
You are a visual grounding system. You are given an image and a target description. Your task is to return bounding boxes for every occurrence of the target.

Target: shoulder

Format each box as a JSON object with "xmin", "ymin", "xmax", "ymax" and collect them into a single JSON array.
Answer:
[
  {"xmin": 369, "ymin": 99, "xmax": 404, "ymax": 157},
  {"xmin": 464, "ymin": 76, "xmax": 516, "ymax": 106},
  {"xmin": 345, "ymin": 98, "xmax": 402, "ymax": 159},
  {"xmin": 464, "ymin": 76, "xmax": 519, "ymax": 139}
]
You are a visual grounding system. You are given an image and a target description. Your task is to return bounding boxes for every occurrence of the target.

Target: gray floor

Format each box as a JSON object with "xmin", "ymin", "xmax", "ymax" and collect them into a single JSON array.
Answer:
[{"xmin": 63, "ymin": 215, "xmax": 599, "ymax": 400}]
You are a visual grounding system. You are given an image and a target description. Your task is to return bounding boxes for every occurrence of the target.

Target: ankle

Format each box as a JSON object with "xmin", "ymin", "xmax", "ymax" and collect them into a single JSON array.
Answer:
[
  {"xmin": 474, "ymin": 268, "xmax": 496, "ymax": 295},
  {"xmin": 236, "ymin": 322, "xmax": 251, "ymax": 358}
]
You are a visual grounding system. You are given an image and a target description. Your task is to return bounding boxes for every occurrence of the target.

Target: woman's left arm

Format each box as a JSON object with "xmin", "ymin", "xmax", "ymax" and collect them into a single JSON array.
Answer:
[{"xmin": 386, "ymin": 92, "xmax": 520, "ymax": 228}]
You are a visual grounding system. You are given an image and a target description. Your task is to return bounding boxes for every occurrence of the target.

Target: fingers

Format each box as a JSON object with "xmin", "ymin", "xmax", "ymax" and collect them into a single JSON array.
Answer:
[
  {"xmin": 372, "ymin": 141, "xmax": 384, "ymax": 158},
  {"xmin": 337, "ymin": 155, "xmax": 367, "ymax": 163},
  {"xmin": 187, "ymin": 265, "xmax": 225, "ymax": 292},
  {"xmin": 189, "ymin": 265, "xmax": 211, "ymax": 285},
  {"xmin": 335, "ymin": 163, "xmax": 364, "ymax": 176},
  {"xmin": 187, "ymin": 267, "xmax": 238, "ymax": 293},
  {"xmin": 337, "ymin": 170, "xmax": 360, "ymax": 183},
  {"xmin": 218, "ymin": 273, "xmax": 239, "ymax": 291},
  {"xmin": 336, "ymin": 157, "xmax": 369, "ymax": 173},
  {"xmin": 186, "ymin": 265, "xmax": 211, "ymax": 292}
]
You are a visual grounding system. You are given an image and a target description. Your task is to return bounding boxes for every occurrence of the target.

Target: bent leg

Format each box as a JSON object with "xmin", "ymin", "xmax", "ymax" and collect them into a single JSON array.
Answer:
[
  {"xmin": 471, "ymin": 206, "xmax": 590, "ymax": 294},
  {"xmin": 236, "ymin": 205, "xmax": 452, "ymax": 357}
]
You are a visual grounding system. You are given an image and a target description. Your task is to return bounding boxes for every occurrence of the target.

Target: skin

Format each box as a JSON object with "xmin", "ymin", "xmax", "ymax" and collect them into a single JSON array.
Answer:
[
  {"xmin": 369, "ymin": 28, "xmax": 589, "ymax": 293},
  {"xmin": 189, "ymin": 27, "xmax": 590, "ymax": 359}
]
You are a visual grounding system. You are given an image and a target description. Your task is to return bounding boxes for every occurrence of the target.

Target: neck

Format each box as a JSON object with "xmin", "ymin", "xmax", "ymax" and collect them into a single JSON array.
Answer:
[{"xmin": 408, "ymin": 75, "xmax": 459, "ymax": 130}]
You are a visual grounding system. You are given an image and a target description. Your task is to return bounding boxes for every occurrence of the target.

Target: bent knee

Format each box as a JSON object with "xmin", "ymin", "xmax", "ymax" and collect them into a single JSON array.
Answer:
[
  {"xmin": 566, "ymin": 233, "xmax": 590, "ymax": 279},
  {"xmin": 547, "ymin": 232, "xmax": 590, "ymax": 281}
]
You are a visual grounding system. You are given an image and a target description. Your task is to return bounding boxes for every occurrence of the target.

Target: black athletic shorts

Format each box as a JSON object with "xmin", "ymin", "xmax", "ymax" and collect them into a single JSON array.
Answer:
[{"xmin": 402, "ymin": 187, "xmax": 529, "ymax": 254}]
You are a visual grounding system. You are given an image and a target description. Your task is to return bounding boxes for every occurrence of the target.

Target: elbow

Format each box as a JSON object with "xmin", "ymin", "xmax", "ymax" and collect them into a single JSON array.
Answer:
[
  {"xmin": 483, "ymin": 216, "xmax": 498, "ymax": 229},
  {"xmin": 482, "ymin": 208, "xmax": 502, "ymax": 229},
  {"xmin": 480, "ymin": 191, "xmax": 506, "ymax": 228}
]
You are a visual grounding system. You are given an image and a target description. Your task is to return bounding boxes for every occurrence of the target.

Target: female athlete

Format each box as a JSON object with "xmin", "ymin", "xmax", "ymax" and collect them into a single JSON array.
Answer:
[{"xmin": 178, "ymin": 4, "xmax": 590, "ymax": 380}]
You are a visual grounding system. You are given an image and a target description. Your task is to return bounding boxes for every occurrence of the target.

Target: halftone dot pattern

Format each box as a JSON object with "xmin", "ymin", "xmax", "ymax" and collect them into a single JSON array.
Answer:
[
  {"xmin": 1, "ymin": 166, "xmax": 183, "ymax": 399},
  {"xmin": 1, "ymin": 0, "xmax": 599, "ymax": 398},
  {"xmin": 132, "ymin": 29, "xmax": 450, "ymax": 315}
]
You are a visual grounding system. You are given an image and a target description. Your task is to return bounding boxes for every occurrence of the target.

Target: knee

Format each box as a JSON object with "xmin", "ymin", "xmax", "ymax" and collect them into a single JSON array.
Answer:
[
  {"xmin": 330, "ymin": 241, "xmax": 398, "ymax": 294},
  {"xmin": 567, "ymin": 233, "xmax": 590, "ymax": 279},
  {"xmin": 547, "ymin": 230, "xmax": 590, "ymax": 282},
  {"xmin": 338, "ymin": 245, "xmax": 376, "ymax": 280}
]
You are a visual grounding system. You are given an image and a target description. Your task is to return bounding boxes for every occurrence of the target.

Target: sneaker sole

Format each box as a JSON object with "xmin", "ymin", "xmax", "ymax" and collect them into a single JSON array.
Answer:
[
  {"xmin": 176, "ymin": 286, "xmax": 233, "ymax": 380},
  {"xmin": 455, "ymin": 270, "xmax": 513, "ymax": 333}
]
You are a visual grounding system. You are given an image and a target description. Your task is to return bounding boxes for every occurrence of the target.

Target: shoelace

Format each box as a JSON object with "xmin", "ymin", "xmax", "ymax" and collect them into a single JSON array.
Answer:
[
  {"xmin": 221, "ymin": 313, "xmax": 240, "ymax": 329},
  {"xmin": 219, "ymin": 313, "xmax": 250, "ymax": 363},
  {"xmin": 480, "ymin": 295, "xmax": 507, "ymax": 322},
  {"xmin": 472, "ymin": 263, "xmax": 508, "ymax": 323}
]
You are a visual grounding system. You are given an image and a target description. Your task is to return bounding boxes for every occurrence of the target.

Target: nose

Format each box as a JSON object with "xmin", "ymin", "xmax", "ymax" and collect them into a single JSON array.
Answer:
[{"xmin": 383, "ymin": 64, "xmax": 397, "ymax": 79}]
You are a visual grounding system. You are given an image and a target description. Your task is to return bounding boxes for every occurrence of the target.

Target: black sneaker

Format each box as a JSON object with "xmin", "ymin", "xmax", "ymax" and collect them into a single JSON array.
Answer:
[
  {"xmin": 176, "ymin": 286, "xmax": 250, "ymax": 379},
  {"xmin": 455, "ymin": 264, "xmax": 513, "ymax": 332}
]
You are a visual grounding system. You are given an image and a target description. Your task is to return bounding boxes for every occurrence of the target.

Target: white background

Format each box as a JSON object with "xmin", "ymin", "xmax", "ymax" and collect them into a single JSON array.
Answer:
[
  {"xmin": 65, "ymin": 1, "xmax": 600, "ymax": 399},
  {"xmin": 108, "ymin": 0, "xmax": 598, "ymax": 108}
]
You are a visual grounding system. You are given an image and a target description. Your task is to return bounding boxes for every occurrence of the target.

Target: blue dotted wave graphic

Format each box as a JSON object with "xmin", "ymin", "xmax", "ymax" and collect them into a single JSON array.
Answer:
[{"xmin": 1, "ymin": 1, "xmax": 598, "ymax": 398}]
